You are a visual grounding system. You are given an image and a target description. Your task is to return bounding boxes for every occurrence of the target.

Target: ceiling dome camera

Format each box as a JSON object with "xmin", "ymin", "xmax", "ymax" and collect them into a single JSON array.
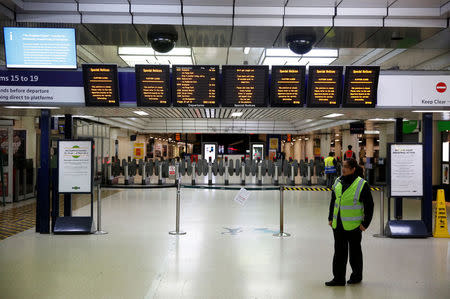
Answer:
[
  {"xmin": 147, "ymin": 26, "xmax": 178, "ymax": 53},
  {"xmin": 286, "ymin": 34, "xmax": 316, "ymax": 55}
]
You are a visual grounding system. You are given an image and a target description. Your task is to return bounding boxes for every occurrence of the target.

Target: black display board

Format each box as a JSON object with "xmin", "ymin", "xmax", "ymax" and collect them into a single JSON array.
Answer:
[
  {"xmin": 270, "ymin": 66, "xmax": 306, "ymax": 107},
  {"xmin": 343, "ymin": 66, "xmax": 380, "ymax": 108},
  {"xmin": 135, "ymin": 65, "xmax": 170, "ymax": 107},
  {"xmin": 172, "ymin": 65, "xmax": 219, "ymax": 107},
  {"xmin": 307, "ymin": 66, "xmax": 343, "ymax": 108},
  {"xmin": 350, "ymin": 122, "xmax": 365, "ymax": 134},
  {"xmin": 222, "ymin": 65, "xmax": 268, "ymax": 107},
  {"xmin": 82, "ymin": 64, "xmax": 119, "ymax": 107}
]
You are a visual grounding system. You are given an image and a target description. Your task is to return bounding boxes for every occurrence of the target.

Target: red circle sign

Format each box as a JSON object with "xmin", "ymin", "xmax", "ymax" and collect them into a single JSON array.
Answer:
[{"xmin": 436, "ymin": 82, "xmax": 447, "ymax": 93}]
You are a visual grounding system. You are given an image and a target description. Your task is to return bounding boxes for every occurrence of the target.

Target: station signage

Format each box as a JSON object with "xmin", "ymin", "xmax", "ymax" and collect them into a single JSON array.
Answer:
[
  {"xmin": 135, "ymin": 65, "xmax": 170, "ymax": 107},
  {"xmin": 222, "ymin": 65, "xmax": 268, "ymax": 107},
  {"xmin": 172, "ymin": 65, "xmax": 219, "ymax": 107},
  {"xmin": 270, "ymin": 66, "xmax": 306, "ymax": 107},
  {"xmin": 82, "ymin": 64, "xmax": 119, "ymax": 107},
  {"xmin": 343, "ymin": 66, "xmax": 380, "ymax": 108},
  {"xmin": 389, "ymin": 143, "xmax": 423, "ymax": 197},
  {"xmin": 307, "ymin": 66, "xmax": 343, "ymax": 107}
]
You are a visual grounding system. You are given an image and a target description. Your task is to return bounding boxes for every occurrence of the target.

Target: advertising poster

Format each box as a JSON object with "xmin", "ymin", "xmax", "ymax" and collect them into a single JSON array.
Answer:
[
  {"xmin": 58, "ymin": 140, "xmax": 92, "ymax": 193},
  {"xmin": 390, "ymin": 144, "xmax": 423, "ymax": 197},
  {"xmin": 155, "ymin": 143, "xmax": 162, "ymax": 157},
  {"xmin": 133, "ymin": 142, "xmax": 144, "ymax": 160},
  {"xmin": 269, "ymin": 138, "xmax": 278, "ymax": 150}
]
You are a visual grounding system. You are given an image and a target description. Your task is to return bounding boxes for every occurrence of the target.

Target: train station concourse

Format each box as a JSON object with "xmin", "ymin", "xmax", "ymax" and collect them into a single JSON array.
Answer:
[{"xmin": 0, "ymin": 0, "xmax": 449, "ymax": 298}]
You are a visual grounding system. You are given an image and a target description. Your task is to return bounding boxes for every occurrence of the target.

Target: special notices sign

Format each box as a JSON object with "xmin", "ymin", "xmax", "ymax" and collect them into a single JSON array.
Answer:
[
  {"xmin": 222, "ymin": 65, "xmax": 268, "ymax": 107},
  {"xmin": 135, "ymin": 65, "xmax": 170, "ymax": 107},
  {"xmin": 58, "ymin": 140, "xmax": 92, "ymax": 193},
  {"xmin": 390, "ymin": 143, "xmax": 423, "ymax": 197},
  {"xmin": 271, "ymin": 66, "xmax": 306, "ymax": 107},
  {"xmin": 82, "ymin": 64, "xmax": 119, "ymax": 106},
  {"xmin": 343, "ymin": 66, "xmax": 380, "ymax": 107},
  {"xmin": 307, "ymin": 66, "xmax": 343, "ymax": 107}
]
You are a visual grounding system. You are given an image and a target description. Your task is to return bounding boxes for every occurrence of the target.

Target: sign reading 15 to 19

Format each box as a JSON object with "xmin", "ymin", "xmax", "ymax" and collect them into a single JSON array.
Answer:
[{"xmin": 0, "ymin": 75, "xmax": 39, "ymax": 82}]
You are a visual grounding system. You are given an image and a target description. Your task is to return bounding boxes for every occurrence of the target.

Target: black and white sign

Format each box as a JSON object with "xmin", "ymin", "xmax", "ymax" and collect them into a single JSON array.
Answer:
[
  {"xmin": 389, "ymin": 143, "xmax": 423, "ymax": 197},
  {"xmin": 58, "ymin": 140, "xmax": 93, "ymax": 193}
]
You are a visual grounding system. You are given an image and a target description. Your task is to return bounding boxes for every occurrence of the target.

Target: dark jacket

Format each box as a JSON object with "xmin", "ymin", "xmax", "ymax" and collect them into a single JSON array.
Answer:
[{"xmin": 328, "ymin": 173, "xmax": 374, "ymax": 229}]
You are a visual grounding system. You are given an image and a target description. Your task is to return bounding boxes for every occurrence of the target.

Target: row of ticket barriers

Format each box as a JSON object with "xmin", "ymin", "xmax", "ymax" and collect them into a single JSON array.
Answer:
[{"xmin": 100, "ymin": 157, "xmax": 342, "ymax": 186}]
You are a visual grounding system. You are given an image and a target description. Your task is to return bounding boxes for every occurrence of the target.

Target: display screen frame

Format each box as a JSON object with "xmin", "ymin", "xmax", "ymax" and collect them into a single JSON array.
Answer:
[
  {"xmin": 82, "ymin": 64, "xmax": 120, "ymax": 107},
  {"xmin": 221, "ymin": 65, "xmax": 269, "ymax": 108},
  {"xmin": 135, "ymin": 64, "xmax": 171, "ymax": 107},
  {"xmin": 172, "ymin": 65, "xmax": 220, "ymax": 108},
  {"xmin": 342, "ymin": 66, "xmax": 380, "ymax": 108},
  {"xmin": 4, "ymin": 27, "xmax": 78, "ymax": 70},
  {"xmin": 306, "ymin": 65, "xmax": 343, "ymax": 108},
  {"xmin": 270, "ymin": 65, "xmax": 306, "ymax": 107}
]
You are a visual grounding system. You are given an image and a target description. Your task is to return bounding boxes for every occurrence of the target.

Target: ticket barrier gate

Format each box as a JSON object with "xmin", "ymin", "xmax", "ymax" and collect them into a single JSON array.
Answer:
[{"xmin": 13, "ymin": 159, "xmax": 35, "ymax": 202}]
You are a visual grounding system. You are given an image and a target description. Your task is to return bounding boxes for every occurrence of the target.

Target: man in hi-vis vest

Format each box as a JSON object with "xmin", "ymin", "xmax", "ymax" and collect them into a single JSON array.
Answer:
[
  {"xmin": 324, "ymin": 152, "xmax": 337, "ymax": 188},
  {"xmin": 325, "ymin": 158, "xmax": 374, "ymax": 286}
]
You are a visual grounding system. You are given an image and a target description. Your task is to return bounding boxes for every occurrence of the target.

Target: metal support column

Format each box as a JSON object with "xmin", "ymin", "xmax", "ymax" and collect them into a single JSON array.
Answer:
[
  {"xmin": 274, "ymin": 187, "xmax": 291, "ymax": 237},
  {"xmin": 37, "ymin": 109, "xmax": 51, "ymax": 234},
  {"xmin": 394, "ymin": 117, "xmax": 403, "ymax": 219},
  {"xmin": 422, "ymin": 113, "xmax": 433, "ymax": 233},
  {"xmin": 64, "ymin": 114, "xmax": 73, "ymax": 216}
]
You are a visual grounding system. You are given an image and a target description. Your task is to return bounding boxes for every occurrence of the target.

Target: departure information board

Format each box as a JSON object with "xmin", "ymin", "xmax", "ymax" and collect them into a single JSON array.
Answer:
[
  {"xmin": 135, "ymin": 65, "xmax": 170, "ymax": 107},
  {"xmin": 222, "ymin": 65, "xmax": 268, "ymax": 107},
  {"xmin": 271, "ymin": 66, "xmax": 306, "ymax": 107},
  {"xmin": 307, "ymin": 66, "xmax": 343, "ymax": 107},
  {"xmin": 172, "ymin": 65, "xmax": 219, "ymax": 107},
  {"xmin": 343, "ymin": 66, "xmax": 380, "ymax": 108},
  {"xmin": 82, "ymin": 64, "xmax": 119, "ymax": 106}
]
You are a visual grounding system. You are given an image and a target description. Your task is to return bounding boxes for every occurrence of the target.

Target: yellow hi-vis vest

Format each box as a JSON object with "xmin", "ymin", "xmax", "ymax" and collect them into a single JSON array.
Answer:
[
  {"xmin": 324, "ymin": 156, "xmax": 336, "ymax": 173},
  {"xmin": 332, "ymin": 176, "xmax": 366, "ymax": 230}
]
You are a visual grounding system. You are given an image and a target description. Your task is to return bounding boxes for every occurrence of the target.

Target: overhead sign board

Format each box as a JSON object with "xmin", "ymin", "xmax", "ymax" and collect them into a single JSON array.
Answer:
[
  {"xmin": 343, "ymin": 66, "xmax": 380, "ymax": 108},
  {"xmin": 58, "ymin": 140, "xmax": 93, "ymax": 194},
  {"xmin": 222, "ymin": 65, "xmax": 268, "ymax": 107},
  {"xmin": 307, "ymin": 66, "xmax": 343, "ymax": 107},
  {"xmin": 172, "ymin": 65, "xmax": 219, "ymax": 107},
  {"xmin": 82, "ymin": 64, "xmax": 119, "ymax": 106},
  {"xmin": 135, "ymin": 65, "xmax": 170, "ymax": 107},
  {"xmin": 389, "ymin": 143, "xmax": 423, "ymax": 197},
  {"xmin": 270, "ymin": 66, "xmax": 306, "ymax": 107}
]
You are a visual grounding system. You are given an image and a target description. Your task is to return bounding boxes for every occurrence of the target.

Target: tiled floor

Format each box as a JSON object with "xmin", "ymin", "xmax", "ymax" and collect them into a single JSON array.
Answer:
[{"xmin": 0, "ymin": 187, "xmax": 449, "ymax": 299}]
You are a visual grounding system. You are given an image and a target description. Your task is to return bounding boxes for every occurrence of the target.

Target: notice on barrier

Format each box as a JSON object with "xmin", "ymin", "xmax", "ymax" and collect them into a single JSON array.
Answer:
[
  {"xmin": 234, "ymin": 188, "xmax": 250, "ymax": 205},
  {"xmin": 390, "ymin": 143, "xmax": 423, "ymax": 197},
  {"xmin": 58, "ymin": 140, "xmax": 92, "ymax": 193}
]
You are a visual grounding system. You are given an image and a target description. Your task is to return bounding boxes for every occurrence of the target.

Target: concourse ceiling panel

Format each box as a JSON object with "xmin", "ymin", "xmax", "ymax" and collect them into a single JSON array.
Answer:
[
  {"xmin": 316, "ymin": 27, "xmax": 382, "ymax": 48},
  {"xmin": 231, "ymin": 26, "xmax": 281, "ymax": 47},
  {"xmin": 273, "ymin": 26, "xmax": 329, "ymax": 48},
  {"xmin": 81, "ymin": 24, "xmax": 146, "ymax": 46},
  {"xmin": 185, "ymin": 26, "xmax": 232, "ymax": 47}
]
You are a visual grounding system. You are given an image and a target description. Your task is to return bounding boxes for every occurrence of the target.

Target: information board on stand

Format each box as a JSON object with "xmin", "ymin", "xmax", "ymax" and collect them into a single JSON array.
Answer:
[
  {"xmin": 172, "ymin": 65, "xmax": 219, "ymax": 107},
  {"xmin": 388, "ymin": 143, "xmax": 423, "ymax": 197},
  {"xmin": 135, "ymin": 65, "xmax": 170, "ymax": 107},
  {"xmin": 343, "ymin": 66, "xmax": 380, "ymax": 108},
  {"xmin": 307, "ymin": 66, "xmax": 343, "ymax": 107},
  {"xmin": 222, "ymin": 65, "xmax": 268, "ymax": 107},
  {"xmin": 270, "ymin": 66, "xmax": 306, "ymax": 107},
  {"xmin": 58, "ymin": 140, "xmax": 93, "ymax": 194},
  {"xmin": 82, "ymin": 64, "xmax": 119, "ymax": 106}
]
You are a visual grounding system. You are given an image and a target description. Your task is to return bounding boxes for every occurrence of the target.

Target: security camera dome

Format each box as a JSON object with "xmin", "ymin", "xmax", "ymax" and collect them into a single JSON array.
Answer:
[
  {"xmin": 286, "ymin": 34, "xmax": 316, "ymax": 55},
  {"xmin": 147, "ymin": 26, "xmax": 178, "ymax": 53}
]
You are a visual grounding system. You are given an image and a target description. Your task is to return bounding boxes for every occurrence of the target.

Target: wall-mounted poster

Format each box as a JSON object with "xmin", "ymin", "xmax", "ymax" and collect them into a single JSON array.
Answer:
[
  {"xmin": 133, "ymin": 142, "xmax": 144, "ymax": 160},
  {"xmin": 443, "ymin": 164, "xmax": 449, "ymax": 184},
  {"xmin": 155, "ymin": 143, "xmax": 162, "ymax": 158},
  {"xmin": 389, "ymin": 143, "xmax": 423, "ymax": 197},
  {"xmin": 269, "ymin": 138, "xmax": 278, "ymax": 150}
]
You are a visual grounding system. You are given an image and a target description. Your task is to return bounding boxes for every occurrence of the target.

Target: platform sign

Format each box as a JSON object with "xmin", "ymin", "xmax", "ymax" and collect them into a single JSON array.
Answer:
[
  {"xmin": 222, "ymin": 65, "xmax": 268, "ymax": 107},
  {"xmin": 270, "ymin": 66, "xmax": 306, "ymax": 107},
  {"xmin": 343, "ymin": 66, "xmax": 380, "ymax": 108},
  {"xmin": 307, "ymin": 66, "xmax": 343, "ymax": 107},
  {"xmin": 389, "ymin": 143, "xmax": 423, "ymax": 197},
  {"xmin": 82, "ymin": 64, "xmax": 119, "ymax": 106},
  {"xmin": 172, "ymin": 65, "xmax": 219, "ymax": 107},
  {"xmin": 135, "ymin": 65, "xmax": 170, "ymax": 107},
  {"xmin": 58, "ymin": 140, "xmax": 93, "ymax": 194}
]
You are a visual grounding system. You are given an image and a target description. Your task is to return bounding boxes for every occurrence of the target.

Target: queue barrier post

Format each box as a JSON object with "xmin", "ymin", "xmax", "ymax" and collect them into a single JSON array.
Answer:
[
  {"xmin": 169, "ymin": 168, "xmax": 186, "ymax": 235},
  {"xmin": 94, "ymin": 184, "xmax": 108, "ymax": 235},
  {"xmin": 373, "ymin": 187, "xmax": 386, "ymax": 238},
  {"xmin": 274, "ymin": 186, "xmax": 291, "ymax": 237}
]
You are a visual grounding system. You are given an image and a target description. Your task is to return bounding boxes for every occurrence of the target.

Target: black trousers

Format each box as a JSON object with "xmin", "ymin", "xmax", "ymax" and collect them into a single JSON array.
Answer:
[
  {"xmin": 326, "ymin": 173, "xmax": 336, "ymax": 188},
  {"xmin": 332, "ymin": 223, "xmax": 363, "ymax": 282}
]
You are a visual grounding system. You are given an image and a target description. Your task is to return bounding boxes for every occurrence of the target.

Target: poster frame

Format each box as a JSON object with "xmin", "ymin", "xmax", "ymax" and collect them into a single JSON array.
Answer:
[
  {"xmin": 387, "ymin": 142, "xmax": 424, "ymax": 198},
  {"xmin": 57, "ymin": 139, "xmax": 94, "ymax": 194}
]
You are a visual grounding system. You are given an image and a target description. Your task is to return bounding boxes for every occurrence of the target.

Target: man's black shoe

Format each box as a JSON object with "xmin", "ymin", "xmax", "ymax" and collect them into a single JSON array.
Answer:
[
  {"xmin": 325, "ymin": 280, "xmax": 346, "ymax": 286},
  {"xmin": 347, "ymin": 279, "xmax": 362, "ymax": 284}
]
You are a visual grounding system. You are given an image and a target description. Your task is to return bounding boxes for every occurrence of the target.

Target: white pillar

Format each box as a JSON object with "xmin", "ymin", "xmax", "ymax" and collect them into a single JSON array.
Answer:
[
  {"xmin": 294, "ymin": 139, "xmax": 301, "ymax": 161},
  {"xmin": 320, "ymin": 134, "xmax": 331, "ymax": 159}
]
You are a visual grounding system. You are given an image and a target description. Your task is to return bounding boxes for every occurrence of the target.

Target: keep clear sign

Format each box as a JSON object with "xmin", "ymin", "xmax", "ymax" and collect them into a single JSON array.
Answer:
[
  {"xmin": 58, "ymin": 140, "xmax": 92, "ymax": 193},
  {"xmin": 390, "ymin": 144, "xmax": 423, "ymax": 197}
]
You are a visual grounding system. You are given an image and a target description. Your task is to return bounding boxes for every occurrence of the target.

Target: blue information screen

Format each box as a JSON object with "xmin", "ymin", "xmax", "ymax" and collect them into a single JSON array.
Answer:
[{"xmin": 4, "ymin": 27, "xmax": 77, "ymax": 69}]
